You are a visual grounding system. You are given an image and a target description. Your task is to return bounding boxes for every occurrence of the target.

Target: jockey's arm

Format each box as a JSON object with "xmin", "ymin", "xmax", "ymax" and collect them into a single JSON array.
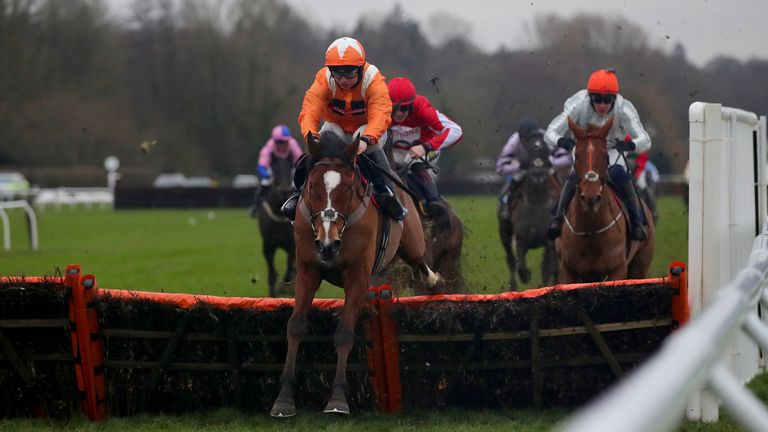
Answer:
[
  {"xmin": 298, "ymin": 72, "xmax": 328, "ymax": 139},
  {"xmin": 360, "ymin": 74, "xmax": 392, "ymax": 144},
  {"xmin": 425, "ymin": 111, "xmax": 462, "ymax": 151},
  {"xmin": 496, "ymin": 133, "xmax": 522, "ymax": 177},
  {"xmin": 544, "ymin": 91, "xmax": 582, "ymax": 151},
  {"xmin": 619, "ymin": 99, "xmax": 652, "ymax": 153},
  {"xmin": 549, "ymin": 147, "xmax": 574, "ymax": 170}
]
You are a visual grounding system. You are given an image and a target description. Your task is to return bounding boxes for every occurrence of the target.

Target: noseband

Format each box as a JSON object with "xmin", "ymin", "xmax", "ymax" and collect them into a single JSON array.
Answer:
[{"xmin": 298, "ymin": 160, "xmax": 371, "ymax": 238}]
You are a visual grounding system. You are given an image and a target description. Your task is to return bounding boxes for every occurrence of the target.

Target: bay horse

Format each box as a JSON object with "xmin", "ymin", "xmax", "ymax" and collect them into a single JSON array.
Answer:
[
  {"xmin": 381, "ymin": 140, "xmax": 466, "ymax": 294},
  {"xmin": 556, "ymin": 116, "xmax": 655, "ymax": 283},
  {"xmin": 271, "ymin": 131, "xmax": 441, "ymax": 417},
  {"xmin": 497, "ymin": 135, "xmax": 559, "ymax": 290},
  {"xmin": 257, "ymin": 156, "xmax": 296, "ymax": 297}
]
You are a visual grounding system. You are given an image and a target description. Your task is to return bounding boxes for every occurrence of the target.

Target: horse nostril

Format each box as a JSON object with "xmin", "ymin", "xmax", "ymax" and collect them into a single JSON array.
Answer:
[
  {"xmin": 314, "ymin": 239, "xmax": 323, "ymax": 252},
  {"xmin": 595, "ymin": 195, "xmax": 603, "ymax": 203},
  {"xmin": 579, "ymin": 193, "xmax": 586, "ymax": 201},
  {"xmin": 332, "ymin": 240, "xmax": 342, "ymax": 253}
]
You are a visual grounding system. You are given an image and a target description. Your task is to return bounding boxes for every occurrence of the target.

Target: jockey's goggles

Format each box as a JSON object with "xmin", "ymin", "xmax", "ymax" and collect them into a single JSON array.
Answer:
[
  {"xmin": 589, "ymin": 93, "xmax": 616, "ymax": 105},
  {"xmin": 330, "ymin": 67, "xmax": 359, "ymax": 80},
  {"xmin": 395, "ymin": 104, "xmax": 412, "ymax": 113}
]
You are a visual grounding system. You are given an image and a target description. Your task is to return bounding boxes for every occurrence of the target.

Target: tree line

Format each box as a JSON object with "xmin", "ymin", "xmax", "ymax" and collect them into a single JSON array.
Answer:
[{"xmin": 1, "ymin": 0, "xmax": 766, "ymax": 185}]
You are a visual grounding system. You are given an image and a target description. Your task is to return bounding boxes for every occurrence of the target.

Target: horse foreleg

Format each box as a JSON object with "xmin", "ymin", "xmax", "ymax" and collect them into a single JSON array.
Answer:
[
  {"xmin": 515, "ymin": 239, "xmax": 532, "ymax": 284},
  {"xmin": 271, "ymin": 268, "xmax": 319, "ymax": 418},
  {"xmin": 542, "ymin": 241, "xmax": 558, "ymax": 286},
  {"xmin": 283, "ymin": 245, "xmax": 296, "ymax": 285},
  {"xmin": 499, "ymin": 220, "xmax": 517, "ymax": 291},
  {"xmin": 325, "ymin": 275, "xmax": 367, "ymax": 414},
  {"xmin": 264, "ymin": 244, "xmax": 277, "ymax": 297}
]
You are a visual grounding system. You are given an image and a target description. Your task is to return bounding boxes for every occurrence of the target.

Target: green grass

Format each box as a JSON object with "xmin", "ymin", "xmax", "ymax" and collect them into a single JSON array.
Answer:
[{"xmin": 2, "ymin": 196, "xmax": 689, "ymax": 296}]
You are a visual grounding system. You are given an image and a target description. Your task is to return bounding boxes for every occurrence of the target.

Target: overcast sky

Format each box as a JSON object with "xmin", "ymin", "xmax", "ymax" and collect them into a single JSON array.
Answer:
[{"xmin": 106, "ymin": 0, "xmax": 767, "ymax": 67}]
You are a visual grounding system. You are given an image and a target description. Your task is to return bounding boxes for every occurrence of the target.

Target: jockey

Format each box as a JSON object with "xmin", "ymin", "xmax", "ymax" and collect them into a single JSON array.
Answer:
[
  {"xmin": 496, "ymin": 118, "xmax": 572, "ymax": 218},
  {"xmin": 388, "ymin": 76, "xmax": 462, "ymax": 219},
  {"xmin": 280, "ymin": 36, "xmax": 407, "ymax": 221},
  {"xmin": 252, "ymin": 125, "xmax": 304, "ymax": 210},
  {"xmin": 544, "ymin": 68, "xmax": 652, "ymax": 241}
]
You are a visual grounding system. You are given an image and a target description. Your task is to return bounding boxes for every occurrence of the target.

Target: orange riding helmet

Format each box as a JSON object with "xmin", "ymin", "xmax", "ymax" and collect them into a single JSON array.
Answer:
[
  {"xmin": 325, "ymin": 37, "xmax": 366, "ymax": 67},
  {"xmin": 587, "ymin": 68, "xmax": 619, "ymax": 94}
]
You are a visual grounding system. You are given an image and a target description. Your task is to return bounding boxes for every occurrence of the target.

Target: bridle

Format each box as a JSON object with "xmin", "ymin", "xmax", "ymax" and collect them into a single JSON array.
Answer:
[
  {"xmin": 298, "ymin": 159, "xmax": 371, "ymax": 239},
  {"xmin": 566, "ymin": 134, "xmax": 623, "ymax": 236}
]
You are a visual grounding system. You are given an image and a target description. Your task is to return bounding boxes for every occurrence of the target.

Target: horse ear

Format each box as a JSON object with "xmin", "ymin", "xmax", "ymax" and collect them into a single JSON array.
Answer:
[
  {"xmin": 345, "ymin": 134, "xmax": 360, "ymax": 164},
  {"xmin": 307, "ymin": 132, "xmax": 320, "ymax": 156},
  {"xmin": 567, "ymin": 116, "xmax": 586, "ymax": 139},
  {"xmin": 598, "ymin": 115, "xmax": 615, "ymax": 138}
]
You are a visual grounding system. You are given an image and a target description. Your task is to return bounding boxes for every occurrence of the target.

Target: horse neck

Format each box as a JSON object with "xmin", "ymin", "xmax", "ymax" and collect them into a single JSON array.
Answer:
[{"xmin": 523, "ymin": 177, "xmax": 554, "ymax": 207}]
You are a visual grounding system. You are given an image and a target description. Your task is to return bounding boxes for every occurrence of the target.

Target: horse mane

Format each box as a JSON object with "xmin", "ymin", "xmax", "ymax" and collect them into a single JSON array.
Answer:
[
  {"xmin": 307, "ymin": 131, "xmax": 357, "ymax": 168},
  {"xmin": 567, "ymin": 115, "xmax": 614, "ymax": 140}
]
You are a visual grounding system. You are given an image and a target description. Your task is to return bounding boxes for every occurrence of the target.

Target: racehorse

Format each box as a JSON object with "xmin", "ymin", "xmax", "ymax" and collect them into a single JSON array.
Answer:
[
  {"xmin": 257, "ymin": 156, "xmax": 296, "ymax": 297},
  {"xmin": 497, "ymin": 136, "xmax": 559, "ymax": 290},
  {"xmin": 271, "ymin": 131, "xmax": 441, "ymax": 417},
  {"xmin": 382, "ymin": 140, "xmax": 466, "ymax": 294},
  {"xmin": 556, "ymin": 116, "xmax": 655, "ymax": 283}
]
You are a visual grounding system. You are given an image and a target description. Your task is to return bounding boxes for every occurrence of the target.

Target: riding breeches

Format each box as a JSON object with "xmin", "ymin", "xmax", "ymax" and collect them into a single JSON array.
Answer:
[{"xmin": 608, "ymin": 165, "xmax": 646, "ymax": 226}]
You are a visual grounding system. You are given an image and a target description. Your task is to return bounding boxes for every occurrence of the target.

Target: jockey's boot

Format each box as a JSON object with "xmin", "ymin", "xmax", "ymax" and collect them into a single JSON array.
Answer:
[
  {"xmin": 616, "ymin": 177, "xmax": 647, "ymax": 241},
  {"xmin": 280, "ymin": 189, "xmax": 301, "ymax": 221},
  {"xmin": 367, "ymin": 147, "xmax": 408, "ymax": 221},
  {"xmin": 411, "ymin": 165, "xmax": 445, "ymax": 219},
  {"xmin": 547, "ymin": 175, "xmax": 576, "ymax": 239},
  {"xmin": 280, "ymin": 155, "xmax": 309, "ymax": 221},
  {"xmin": 497, "ymin": 180, "xmax": 514, "ymax": 220}
]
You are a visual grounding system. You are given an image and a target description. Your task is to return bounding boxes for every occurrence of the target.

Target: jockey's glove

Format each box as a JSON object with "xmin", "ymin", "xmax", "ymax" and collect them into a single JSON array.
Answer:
[
  {"xmin": 557, "ymin": 137, "xmax": 575, "ymax": 151},
  {"xmin": 614, "ymin": 138, "xmax": 636, "ymax": 152}
]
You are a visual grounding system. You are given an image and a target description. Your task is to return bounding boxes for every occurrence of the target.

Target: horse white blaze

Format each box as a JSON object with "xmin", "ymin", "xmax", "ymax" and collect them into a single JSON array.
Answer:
[{"xmin": 322, "ymin": 171, "xmax": 341, "ymax": 245}]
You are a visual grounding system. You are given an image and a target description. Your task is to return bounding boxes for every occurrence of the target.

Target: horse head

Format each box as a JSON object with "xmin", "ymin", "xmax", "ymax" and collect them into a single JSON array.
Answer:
[
  {"xmin": 568, "ymin": 116, "xmax": 613, "ymax": 212},
  {"xmin": 303, "ymin": 131, "xmax": 363, "ymax": 264},
  {"xmin": 271, "ymin": 156, "xmax": 295, "ymax": 192}
]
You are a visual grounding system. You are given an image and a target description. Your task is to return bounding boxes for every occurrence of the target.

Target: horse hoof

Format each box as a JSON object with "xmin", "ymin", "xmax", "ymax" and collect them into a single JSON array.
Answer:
[
  {"xmin": 270, "ymin": 399, "xmax": 296, "ymax": 418},
  {"xmin": 323, "ymin": 399, "xmax": 350, "ymax": 415}
]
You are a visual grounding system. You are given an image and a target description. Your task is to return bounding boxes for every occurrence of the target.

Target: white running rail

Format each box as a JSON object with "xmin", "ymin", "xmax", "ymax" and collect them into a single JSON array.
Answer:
[
  {"xmin": 559, "ymin": 231, "xmax": 768, "ymax": 431},
  {"xmin": 0, "ymin": 200, "xmax": 38, "ymax": 251}
]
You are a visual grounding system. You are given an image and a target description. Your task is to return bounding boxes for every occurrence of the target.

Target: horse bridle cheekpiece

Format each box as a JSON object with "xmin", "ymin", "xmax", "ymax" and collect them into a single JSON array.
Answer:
[{"xmin": 299, "ymin": 160, "xmax": 371, "ymax": 239}]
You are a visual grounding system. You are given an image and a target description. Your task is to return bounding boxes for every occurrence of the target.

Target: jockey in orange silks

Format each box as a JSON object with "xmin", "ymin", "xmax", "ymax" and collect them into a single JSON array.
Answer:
[{"xmin": 281, "ymin": 36, "xmax": 407, "ymax": 221}]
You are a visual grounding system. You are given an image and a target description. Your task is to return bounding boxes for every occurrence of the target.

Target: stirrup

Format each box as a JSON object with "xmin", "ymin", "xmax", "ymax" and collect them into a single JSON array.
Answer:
[
  {"xmin": 374, "ymin": 187, "xmax": 408, "ymax": 221},
  {"xmin": 280, "ymin": 192, "xmax": 300, "ymax": 221}
]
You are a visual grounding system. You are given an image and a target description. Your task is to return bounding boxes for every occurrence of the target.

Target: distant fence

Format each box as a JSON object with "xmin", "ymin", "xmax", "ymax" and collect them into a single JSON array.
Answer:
[
  {"xmin": 1, "ymin": 263, "xmax": 687, "ymax": 419},
  {"xmin": 109, "ymin": 178, "xmax": 687, "ymax": 209}
]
